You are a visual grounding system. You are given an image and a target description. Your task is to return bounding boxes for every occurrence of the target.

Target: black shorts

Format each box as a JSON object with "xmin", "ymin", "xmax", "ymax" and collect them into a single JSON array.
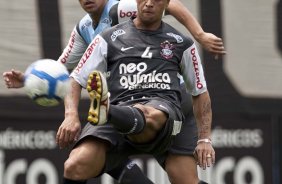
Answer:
[
  {"xmin": 169, "ymin": 112, "xmax": 198, "ymax": 155},
  {"xmin": 154, "ymin": 84, "xmax": 197, "ymax": 166},
  {"xmin": 74, "ymin": 97, "xmax": 183, "ymax": 172},
  {"xmin": 169, "ymin": 83, "xmax": 197, "ymax": 155},
  {"xmin": 119, "ymin": 97, "xmax": 183, "ymax": 154}
]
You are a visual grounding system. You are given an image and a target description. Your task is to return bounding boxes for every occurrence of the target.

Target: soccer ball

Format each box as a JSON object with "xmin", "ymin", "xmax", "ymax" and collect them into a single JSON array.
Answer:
[{"xmin": 24, "ymin": 59, "xmax": 70, "ymax": 107}]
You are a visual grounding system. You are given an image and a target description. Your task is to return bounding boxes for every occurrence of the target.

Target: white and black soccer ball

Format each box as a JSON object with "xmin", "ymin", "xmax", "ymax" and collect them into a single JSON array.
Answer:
[{"xmin": 24, "ymin": 59, "xmax": 70, "ymax": 107}]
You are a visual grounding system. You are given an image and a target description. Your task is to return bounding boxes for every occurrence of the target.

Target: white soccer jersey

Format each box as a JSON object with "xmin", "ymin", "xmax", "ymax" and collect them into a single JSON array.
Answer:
[
  {"xmin": 57, "ymin": 0, "xmax": 119, "ymax": 70},
  {"xmin": 57, "ymin": 0, "xmax": 137, "ymax": 70}
]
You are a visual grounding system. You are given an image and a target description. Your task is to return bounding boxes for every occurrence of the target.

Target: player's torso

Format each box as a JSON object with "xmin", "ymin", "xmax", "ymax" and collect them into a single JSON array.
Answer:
[{"xmin": 102, "ymin": 20, "xmax": 192, "ymax": 104}]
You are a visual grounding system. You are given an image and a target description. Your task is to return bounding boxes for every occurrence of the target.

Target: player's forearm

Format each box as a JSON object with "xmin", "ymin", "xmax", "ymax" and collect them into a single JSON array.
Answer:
[
  {"xmin": 64, "ymin": 78, "xmax": 82, "ymax": 117},
  {"xmin": 192, "ymin": 91, "xmax": 212, "ymax": 139},
  {"xmin": 167, "ymin": 0, "xmax": 204, "ymax": 42}
]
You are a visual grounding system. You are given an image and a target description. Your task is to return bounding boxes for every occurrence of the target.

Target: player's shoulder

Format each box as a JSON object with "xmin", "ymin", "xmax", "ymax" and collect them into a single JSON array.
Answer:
[
  {"xmin": 100, "ymin": 20, "xmax": 129, "ymax": 38},
  {"xmin": 163, "ymin": 22, "xmax": 194, "ymax": 47}
]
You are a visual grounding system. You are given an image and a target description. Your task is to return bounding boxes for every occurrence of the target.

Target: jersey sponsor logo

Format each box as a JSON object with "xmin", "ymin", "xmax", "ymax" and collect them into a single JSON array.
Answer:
[
  {"xmin": 119, "ymin": 9, "xmax": 137, "ymax": 19},
  {"xmin": 111, "ymin": 29, "xmax": 126, "ymax": 41},
  {"xmin": 191, "ymin": 47, "xmax": 203, "ymax": 89},
  {"xmin": 59, "ymin": 31, "xmax": 76, "ymax": 64},
  {"xmin": 74, "ymin": 37, "xmax": 100, "ymax": 73},
  {"xmin": 167, "ymin": 33, "xmax": 183, "ymax": 43},
  {"xmin": 160, "ymin": 41, "xmax": 174, "ymax": 59},
  {"xmin": 119, "ymin": 62, "xmax": 171, "ymax": 90},
  {"xmin": 121, "ymin": 46, "xmax": 134, "ymax": 52}
]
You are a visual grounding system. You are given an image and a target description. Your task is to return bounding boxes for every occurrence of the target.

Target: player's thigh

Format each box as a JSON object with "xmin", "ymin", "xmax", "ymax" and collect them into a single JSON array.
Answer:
[
  {"xmin": 165, "ymin": 154, "xmax": 199, "ymax": 184},
  {"xmin": 64, "ymin": 137, "xmax": 109, "ymax": 179}
]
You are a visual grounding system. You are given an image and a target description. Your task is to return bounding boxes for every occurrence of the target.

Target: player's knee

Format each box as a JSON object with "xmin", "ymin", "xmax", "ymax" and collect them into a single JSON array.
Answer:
[
  {"xmin": 64, "ymin": 138, "xmax": 108, "ymax": 180},
  {"xmin": 64, "ymin": 158, "xmax": 86, "ymax": 180},
  {"xmin": 134, "ymin": 104, "xmax": 167, "ymax": 131},
  {"xmin": 63, "ymin": 153, "xmax": 96, "ymax": 180}
]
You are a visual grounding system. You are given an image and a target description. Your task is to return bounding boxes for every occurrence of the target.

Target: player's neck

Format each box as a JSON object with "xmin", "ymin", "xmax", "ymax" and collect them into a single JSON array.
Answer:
[
  {"xmin": 89, "ymin": 13, "xmax": 102, "ymax": 25},
  {"xmin": 133, "ymin": 18, "xmax": 162, "ymax": 31},
  {"xmin": 88, "ymin": 2, "xmax": 106, "ymax": 25}
]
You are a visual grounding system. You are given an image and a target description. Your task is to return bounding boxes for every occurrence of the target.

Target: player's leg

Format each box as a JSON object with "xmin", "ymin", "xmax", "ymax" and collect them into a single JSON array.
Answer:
[
  {"xmin": 165, "ymin": 154, "xmax": 199, "ymax": 184},
  {"xmin": 63, "ymin": 137, "xmax": 109, "ymax": 183},
  {"xmin": 164, "ymin": 84, "xmax": 208, "ymax": 184},
  {"xmin": 63, "ymin": 122, "xmax": 155, "ymax": 184},
  {"xmin": 163, "ymin": 114, "xmax": 201, "ymax": 184},
  {"xmin": 165, "ymin": 120, "xmax": 209, "ymax": 184},
  {"xmin": 85, "ymin": 71, "xmax": 160, "ymax": 183}
]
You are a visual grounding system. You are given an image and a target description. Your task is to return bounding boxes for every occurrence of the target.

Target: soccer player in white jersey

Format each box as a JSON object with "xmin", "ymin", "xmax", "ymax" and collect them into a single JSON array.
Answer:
[{"xmin": 3, "ymin": 0, "xmax": 222, "ymax": 183}]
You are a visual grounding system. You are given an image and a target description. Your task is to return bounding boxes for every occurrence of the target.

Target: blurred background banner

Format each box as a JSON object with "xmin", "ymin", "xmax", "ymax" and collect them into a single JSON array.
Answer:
[
  {"xmin": 0, "ymin": 0, "xmax": 281, "ymax": 184},
  {"xmin": 204, "ymin": 114, "xmax": 274, "ymax": 184}
]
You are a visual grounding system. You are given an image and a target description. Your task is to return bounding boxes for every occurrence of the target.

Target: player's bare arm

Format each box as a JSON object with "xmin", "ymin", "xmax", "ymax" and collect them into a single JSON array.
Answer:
[
  {"xmin": 56, "ymin": 78, "xmax": 82, "ymax": 149},
  {"xmin": 192, "ymin": 91, "xmax": 215, "ymax": 170},
  {"xmin": 167, "ymin": 0, "xmax": 226, "ymax": 57}
]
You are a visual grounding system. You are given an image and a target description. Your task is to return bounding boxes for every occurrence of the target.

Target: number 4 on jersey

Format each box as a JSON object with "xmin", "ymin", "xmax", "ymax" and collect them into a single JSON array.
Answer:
[{"xmin": 141, "ymin": 47, "xmax": 153, "ymax": 58}]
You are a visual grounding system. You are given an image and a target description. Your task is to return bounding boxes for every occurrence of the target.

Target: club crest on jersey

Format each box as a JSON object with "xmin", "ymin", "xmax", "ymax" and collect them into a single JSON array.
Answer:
[
  {"xmin": 160, "ymin": 40, "xmax": 175, "ymax": 59},
  {"xmin": 111, "ymin": 29, "xmax": 126, "ymax": 41}
]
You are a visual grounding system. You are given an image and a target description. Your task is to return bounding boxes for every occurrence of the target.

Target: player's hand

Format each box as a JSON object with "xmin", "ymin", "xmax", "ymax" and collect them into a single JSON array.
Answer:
[
  {"xmin": 56, "ymin": 114, "xmax": 81, "ymax": 149},
  {"xmin": 193, "ymin": 141, "xmax": 215, "ymax": 170},
  {"xmin": 197, "ymin": 32, "xmax": 226, "ymax": 59},
  {"xmin": 3, "ymin": 69, "xmax": 25, "ymax": 88}
]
